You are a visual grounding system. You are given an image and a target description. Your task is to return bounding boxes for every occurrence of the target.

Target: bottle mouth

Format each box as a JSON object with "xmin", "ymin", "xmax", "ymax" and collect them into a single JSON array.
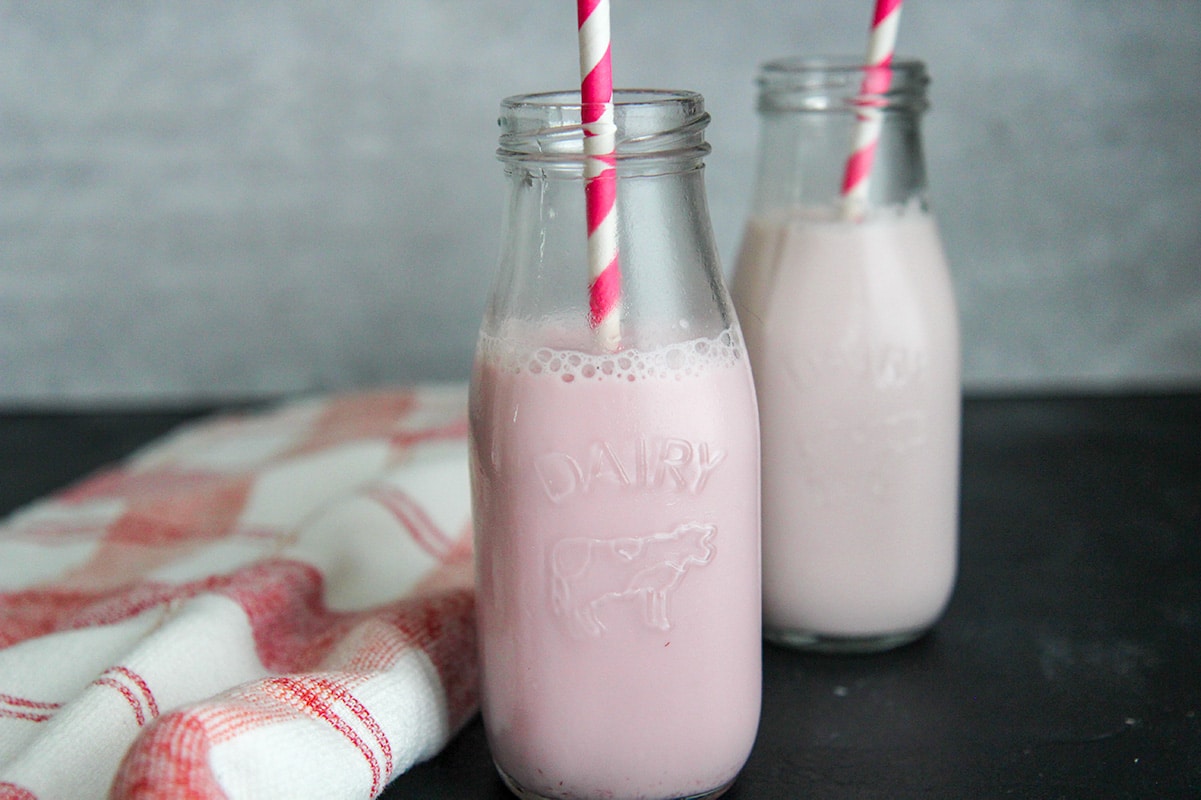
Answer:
[
  {"xmin": 497, "ymin": 89, "xmax": 711, "ymax": 166},
  {"xmin": 757, "ymin": 56, "xmax": 929, "ymax": 113}
]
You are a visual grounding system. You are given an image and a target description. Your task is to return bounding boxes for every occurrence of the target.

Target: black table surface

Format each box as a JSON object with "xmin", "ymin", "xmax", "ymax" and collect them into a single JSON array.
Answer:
[{"xmin": 2, "ymin": 393, "xmax": 1198, "ymax": 798}]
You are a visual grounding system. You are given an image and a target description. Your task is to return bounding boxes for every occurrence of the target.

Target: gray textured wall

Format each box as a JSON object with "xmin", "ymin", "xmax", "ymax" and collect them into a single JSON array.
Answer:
[{"xmin": 3, "ymin": 1, "xmax": 1199, "ymax": 405}]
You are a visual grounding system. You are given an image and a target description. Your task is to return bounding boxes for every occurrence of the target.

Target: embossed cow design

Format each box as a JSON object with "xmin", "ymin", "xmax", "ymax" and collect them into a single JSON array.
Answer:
[{"xmin": 551, "ymin": 522, "xmax": 717, "ymax": 637}]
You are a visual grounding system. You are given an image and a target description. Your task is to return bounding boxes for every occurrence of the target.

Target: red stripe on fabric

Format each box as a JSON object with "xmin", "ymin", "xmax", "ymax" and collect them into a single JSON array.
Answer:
[
  {"xmin": 0, "ymin": 560, "xmax": 336, "ymax": 671},
  {"xmin": 388, "ymin": 418, "xmax": 468, "ymax": 450},
  {"xmin": 0, "ymin": 583, "xmax": 169, "ymax": 650},
  {"xmin": 589, "ymin": 258, "xmax": 622, "ymax": 327},
  {"xmin": 287, "ymin": 390, "xmax": 417, "ymax": 457},
  {"xmin": 0, "ymin": 690, "xmax": 60, "ymax": 722},
  {"xmin": 872, "ymin": 0, "xmax": 902, "ymax": 26},
  {"xmin": 393, "ymin": 498, "xmax": 446, "ymax": 558},
  {"xmin": 110, "ymin": 711, "xmax": 228, "ymax": 800},
  {"xmin": 0, "ymin": 708, "xmax": 54, "ymax": 723},
  {"xmin": 381, "ymin": 585, "xmax": 478, "ymax": 731},
  {"xmin": 341, "ymin": 622, "xmax": 409, "ymax": 673},
  {"xmin": 0, "ymin": 693, "xmax": 61, "ymax": 710},
  {"xmin": 204, "ymin": 701, "xmax": 293, "ymax": 744},
  {"xmin": 54, "ymin": 467, "xmax": 160, "ymax": 504},
  {"xmin": 105, "ymin": 475, "xmax": 253, "ymax": 547},
  {"xmin": 220, "ymin": 561, "xmax": 345, "ymax": 672},
  {"xmin": 0, "ymin": 574, "xmax": 229, "ymax": 649},
  {"xmin": 267, "ymin": 677, "xmax": 383, "ymax": 796},
  {"xmin": 95, "ymin": 676, "xmax": 147, "ymax": 726},
  {"xmin": 585, "ymin": 167, "xmax": 617, "ymax": 234},
  {"xmin": 112, "ymin": 666, "xmax": 160, "ymax": 718},
  {"xmin": 58, "ymin": 468, "xmax": 230, "ymax": 506},
  {"xmin": 367, "ymin": 486, "xmax": 453, "ymax": 560},
  {"xmin": 115, "ymin": 582, "xmax": 478, "ymax": 795},
  {"xmin": 0, "ymin": 781, "xmax": 38, "ymax": 799},
  {"xmin": 0, "ymin": 560, "xmax": 347, "ymax": 672},
  {"xmin": 0, "ymin": 561, "xmax": 333, "ymax": 667},
  {"xmin": 40, "ymin": 472, "xmax": 255, "ymax": 597},
  {"xmin": 312, "ymin": 677, "xmax": 394, "ymax": 779},
  {"xmin": 841, "ymin": 141, "xmax": 878, "ymax": 195}
]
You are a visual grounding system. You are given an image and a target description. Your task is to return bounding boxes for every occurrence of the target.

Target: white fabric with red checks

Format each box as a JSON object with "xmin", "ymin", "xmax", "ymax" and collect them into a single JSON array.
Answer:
[{"xmin": 0, "ymin": 387, "xmax": 476, "ymax": 799}]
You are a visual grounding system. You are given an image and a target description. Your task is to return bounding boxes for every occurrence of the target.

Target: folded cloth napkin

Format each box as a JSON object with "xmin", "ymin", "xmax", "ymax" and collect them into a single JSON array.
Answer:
[{"xmin": 0, "ymin": 387, "xmax": 476, "ymax": 800}]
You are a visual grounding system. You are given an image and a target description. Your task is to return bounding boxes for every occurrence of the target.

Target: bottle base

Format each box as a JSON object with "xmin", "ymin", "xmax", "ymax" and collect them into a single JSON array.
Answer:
[
  {"xmin": 495, "ymin": 761, "xmax": 736, "ymax": 800},
  {"xmin": 763, "ymin": 625, "xmax": 928, "ymax": 654}
]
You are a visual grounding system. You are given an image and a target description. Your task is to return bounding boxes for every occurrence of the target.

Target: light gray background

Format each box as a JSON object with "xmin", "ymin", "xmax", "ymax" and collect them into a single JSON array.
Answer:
[{"xmin": 3, "ymin": 1, "xmax": 1199, "ymax": 406}]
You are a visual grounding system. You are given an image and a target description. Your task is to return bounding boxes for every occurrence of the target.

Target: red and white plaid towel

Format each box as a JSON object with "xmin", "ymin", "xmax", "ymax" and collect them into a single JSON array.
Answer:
[{"xmin": 0, "ymin": 387, "xmax": 477, "ymax": 799}]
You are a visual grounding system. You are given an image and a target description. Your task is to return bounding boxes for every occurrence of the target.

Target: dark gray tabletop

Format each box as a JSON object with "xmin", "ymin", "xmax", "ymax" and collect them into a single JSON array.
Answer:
[{"xmin": 3, "ymin": 394, "xmax": 1198, "ymax": 798}]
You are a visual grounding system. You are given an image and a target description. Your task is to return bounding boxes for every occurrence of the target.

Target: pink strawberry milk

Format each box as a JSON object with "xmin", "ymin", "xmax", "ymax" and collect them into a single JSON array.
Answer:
[
  {"xmin": 731, "ymin": 58, "xmax": 961, "ymax": 653},
  {"xmin": 470, "ymin": 91, "xmax": 761, "ymax": 800}
]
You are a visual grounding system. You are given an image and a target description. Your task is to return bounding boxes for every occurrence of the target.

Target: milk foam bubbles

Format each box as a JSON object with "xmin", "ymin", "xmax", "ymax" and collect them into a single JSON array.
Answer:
[
  {"xmin": 476, "ymin": 325, "xmax": 747, "ymax": 382},
  {"xmin": 732, "ymin": 209, "xmax": 960, "ymax": 649}
]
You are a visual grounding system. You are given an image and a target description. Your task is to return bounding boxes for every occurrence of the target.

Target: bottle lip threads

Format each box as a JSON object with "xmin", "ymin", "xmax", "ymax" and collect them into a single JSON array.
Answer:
[
  {"xmin": 497, "ymin": 89, "xmax": 711, "ymax": 168},
  {"xmin": 757, "ymin": 56, "xmax": 930, "ymax": 115}
]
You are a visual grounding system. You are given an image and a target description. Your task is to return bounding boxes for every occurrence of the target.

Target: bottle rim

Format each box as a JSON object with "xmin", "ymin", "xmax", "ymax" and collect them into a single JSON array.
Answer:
[
  {"xmin": 497, "ymin": 88, "xmax": 711, "ymax": 165},
  {"xmin": 757, "ymin": 56, "xmax": 929, "ymax": 113}
]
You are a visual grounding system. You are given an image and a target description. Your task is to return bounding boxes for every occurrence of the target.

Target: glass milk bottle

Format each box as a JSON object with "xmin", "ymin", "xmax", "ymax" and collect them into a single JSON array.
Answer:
[
  {"xmin": 469, "ymin": 90, "xmax": 761, "ymax": 800},
  {"xmin": 731, "ymin": 58, "xmax": 960, "ymax": 653}
]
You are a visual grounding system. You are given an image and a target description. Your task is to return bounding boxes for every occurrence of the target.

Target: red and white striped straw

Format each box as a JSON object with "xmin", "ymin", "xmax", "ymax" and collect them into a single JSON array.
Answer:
[
  {"xmin": 840, "ymin": 0, "xmax": 904, "ymax": 219},
  {"xmin": 577, "ymin": 0, "xmax": 621, "ymax": 350}
]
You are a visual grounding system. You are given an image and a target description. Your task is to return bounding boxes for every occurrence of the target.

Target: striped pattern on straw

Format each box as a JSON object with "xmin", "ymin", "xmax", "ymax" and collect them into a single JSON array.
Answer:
[
  {"xmin": 578, "ymin": 0, "xmax": 621, "ymax": 350},
  {"xmin": 840, "ymin": 0, "xmax": 904, "ymax": 219}
]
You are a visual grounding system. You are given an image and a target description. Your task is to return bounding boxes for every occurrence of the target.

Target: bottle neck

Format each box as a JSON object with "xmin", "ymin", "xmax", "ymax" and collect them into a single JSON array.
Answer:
[
  {"xmin": 750, "ymin": 58, "xmax": 931, "ymax": 218},
  {"xmin": 487, "ymin": 90, "xmax": 733, "ymax": 352}
]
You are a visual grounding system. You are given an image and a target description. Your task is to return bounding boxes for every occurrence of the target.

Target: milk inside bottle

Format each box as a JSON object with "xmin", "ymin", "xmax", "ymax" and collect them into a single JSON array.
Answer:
[
  {"xmin": 731, "ymin": 58, "xmax": 961, "ymax": 653},
  {"xmin": 470, "ymin": 90, "xmax": 761, "ymax": 800}
]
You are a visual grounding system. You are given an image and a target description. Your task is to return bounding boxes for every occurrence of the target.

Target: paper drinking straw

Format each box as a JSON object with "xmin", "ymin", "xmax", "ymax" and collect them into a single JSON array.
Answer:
[
  {"xmin": 840, "ymin": 0, "xmax": 904, "ymax": 219},
  {"xmin": 578, "ymin": 0, "xmax": 621, "ymax": 351}
]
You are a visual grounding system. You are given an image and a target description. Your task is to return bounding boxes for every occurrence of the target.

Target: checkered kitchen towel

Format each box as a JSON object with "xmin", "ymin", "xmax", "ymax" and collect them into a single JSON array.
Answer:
[{"xmin": 0, "ymin": 388, "xmax": 476, "ymax": 799}]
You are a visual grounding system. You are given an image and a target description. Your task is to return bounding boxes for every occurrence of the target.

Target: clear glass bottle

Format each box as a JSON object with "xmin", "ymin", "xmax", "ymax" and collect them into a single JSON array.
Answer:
[
  {"xmin": 469, "ymin": 90, "xmax": 761, "ymax": 800},
  {"xmin": 731, "ymin": 58, "xmax": 961, "ymax": 653}
]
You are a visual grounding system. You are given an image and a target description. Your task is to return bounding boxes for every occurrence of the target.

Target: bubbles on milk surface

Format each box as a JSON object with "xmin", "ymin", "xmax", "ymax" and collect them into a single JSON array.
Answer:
[{"xmin": 479, "ymin": 326, "xmax": 745, "ymax": 383}]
